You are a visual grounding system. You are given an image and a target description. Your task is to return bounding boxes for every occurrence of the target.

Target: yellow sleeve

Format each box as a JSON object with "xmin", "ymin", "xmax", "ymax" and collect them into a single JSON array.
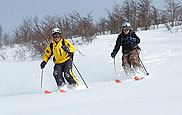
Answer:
[
  {"xmin": 43, "ymin": 43, "xmax": 53, "ymax": 63},
  {"xmin": 65, "ymin": 40, "xmax": 75, "ymax": 53}
]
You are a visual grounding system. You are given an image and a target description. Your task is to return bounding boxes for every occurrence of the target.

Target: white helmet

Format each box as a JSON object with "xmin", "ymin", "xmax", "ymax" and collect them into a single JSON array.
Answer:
[
  {"xmin": 122, "ymin": 22, "xmax": 131, "ymax": 30},
  {"xmin": 51, "ymin": 28, "xmax": 61, "ymax": 35}
]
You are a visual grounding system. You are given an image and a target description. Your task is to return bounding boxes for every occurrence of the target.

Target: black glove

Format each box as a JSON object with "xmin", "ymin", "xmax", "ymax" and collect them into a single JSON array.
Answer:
[
  {"xmin": 40, "ymin": 61, "xmax": 46, "ymax": 69},
  {"xmin": 111, "ymin": 51, "xmax": 117, "ymax": 58},
  {"xmin": 68, "ymin": 52, "xmax": 74, "ymax": 60},
  {"xmin": 61, "ymin": 46, "xmax": 70, "ymax": 52}
]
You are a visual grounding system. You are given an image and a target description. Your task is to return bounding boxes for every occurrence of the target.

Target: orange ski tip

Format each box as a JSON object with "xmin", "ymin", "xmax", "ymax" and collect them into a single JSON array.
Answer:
[
  {"xmin": 115, "ymin": 79, "xmax": 121, "ymax": 83},
  {"xmin": 60, "ymin": 90, "xmax": 66, "ymax": 93},
  {"xmin": 44, "ymin": 90, "xmax": 52, "ymax": 94},
  {"xmin": 134, "ymin": 76, "xmax": 141, "ymax": 81}
]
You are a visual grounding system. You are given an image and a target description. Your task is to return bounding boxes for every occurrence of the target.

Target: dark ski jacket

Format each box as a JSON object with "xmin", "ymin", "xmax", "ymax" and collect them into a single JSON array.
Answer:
[{"xmin": 113, "ymin": 30, "xmax": 140, "ymax": 54}]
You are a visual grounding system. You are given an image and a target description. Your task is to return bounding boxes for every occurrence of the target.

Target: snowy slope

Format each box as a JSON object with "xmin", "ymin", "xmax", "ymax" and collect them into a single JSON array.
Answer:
[{"xmin": 0, "ymin": 26, "xmax": 182, "ymax": 115}]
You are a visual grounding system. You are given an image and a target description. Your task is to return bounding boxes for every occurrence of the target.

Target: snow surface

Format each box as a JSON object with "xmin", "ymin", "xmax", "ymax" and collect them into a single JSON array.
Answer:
[{"xmin": 0, "ymin": 26, "xmax": 182, "ymax": 115}]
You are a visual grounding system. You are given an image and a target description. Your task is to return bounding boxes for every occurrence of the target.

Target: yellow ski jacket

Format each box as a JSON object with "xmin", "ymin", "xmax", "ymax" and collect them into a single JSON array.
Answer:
[{"xmin": 43, "ymin": 38, "xmax": 75, "ymax": 64}]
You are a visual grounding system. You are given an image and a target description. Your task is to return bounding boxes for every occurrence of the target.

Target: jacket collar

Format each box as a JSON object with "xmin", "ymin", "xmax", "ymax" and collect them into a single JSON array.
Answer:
[{"xmin": 52, "ymin": 37, "xmax": 63, "ymax": 45}]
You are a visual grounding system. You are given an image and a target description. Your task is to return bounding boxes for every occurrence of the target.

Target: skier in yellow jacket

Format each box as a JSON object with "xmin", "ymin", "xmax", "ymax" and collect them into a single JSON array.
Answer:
[{"xmin": 40, "ymin": 28, "xmax": 78, "ymax": 88}]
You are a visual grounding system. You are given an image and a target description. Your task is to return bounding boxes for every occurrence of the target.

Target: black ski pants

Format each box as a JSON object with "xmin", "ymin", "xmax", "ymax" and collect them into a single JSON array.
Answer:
[{"xmin": 53, "ymin": 59, "xmax": 77, "ymax": 87}]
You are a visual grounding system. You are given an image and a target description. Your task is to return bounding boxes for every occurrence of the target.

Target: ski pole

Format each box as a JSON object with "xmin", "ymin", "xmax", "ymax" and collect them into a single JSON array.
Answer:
[
  {"xmin": 113, "ymin": 58, "xmax": 117, "ymax": 73},
  {"xmin": 62, "ymin": 39, "xmax": 88, "ymax": 88},
  {"xmin": 76, "ymin": 49, "xmax": 85, "ymax": 56},
  {"xmin": 41, "ymin": 69, "xmax": 44, "ymax": 89},
  {"xmin": 136, "ymin": 50, "xmax": 149, "ymax": 76},
  {"xmin": 113, "ymin": 57, "xmax": 121, "ymax": 83},
  {"xmin": 72, "ymin": 60, "xmax": 89, "ymax": 89},
  {"xmin": 67, "ymin": 53, "xmax": 89, "ymax": 89},
  {"xmin": 138, "ymin": 57, "xmax": 149, "ymax": 76}
]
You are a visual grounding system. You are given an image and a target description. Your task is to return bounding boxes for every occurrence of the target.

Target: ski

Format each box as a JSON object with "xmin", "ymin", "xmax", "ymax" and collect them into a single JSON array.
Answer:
[
  {"xmin": 115, "ymin": 76, "xmax": 144, "ymax": 83},
  {"xmin": 44, "ymin": 90, "xmax": 52, "ymax": 94},
  {"xmin": 115, "ymin": 79, "xmax": 122, "ymax": 83},
  {"xmin": 44, "ymin": 89, "xmax": 66, "ymax": 94},
  {"xmin": 44, "ymin": 85, "xmax": 87, "ymax": 94},
  {"xmin": 134, "ymin": 76, "xmax": 142, "ymax": 81}
]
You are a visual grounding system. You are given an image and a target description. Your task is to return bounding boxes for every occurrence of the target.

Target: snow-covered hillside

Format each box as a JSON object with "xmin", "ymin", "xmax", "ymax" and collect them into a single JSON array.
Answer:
[{"xmin": 0, "ymin": 26, "xmax": 182, "ymax": 115}]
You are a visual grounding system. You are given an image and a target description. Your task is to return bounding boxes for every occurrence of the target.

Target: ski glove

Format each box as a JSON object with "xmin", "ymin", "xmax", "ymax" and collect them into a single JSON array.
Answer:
[
  {"xmin": 111, "ymin": 51, "xmax": 117, "ymax": 58},
  {"xmin": 40, "ymin": 61, "xmax": 47, "ymax": 69},
  {"xmin": 68, "ymin": 52, "xmax": 74, "ymax": 60},
  {"xmin": 61, "ymin": 46, "xmax": 70, "ymax": 52}
]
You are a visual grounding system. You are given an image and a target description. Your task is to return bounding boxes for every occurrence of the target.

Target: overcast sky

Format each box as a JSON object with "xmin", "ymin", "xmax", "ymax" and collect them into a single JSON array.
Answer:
[{"xmin": 0, "ymin": 0, "xmax": 181, "ymax": 33}]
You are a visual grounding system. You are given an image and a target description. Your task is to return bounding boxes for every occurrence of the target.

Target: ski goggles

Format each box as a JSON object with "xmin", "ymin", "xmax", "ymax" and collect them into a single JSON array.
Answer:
[
  {"xmin": 53, "ymin": 34, "xmax": 61, "ymax": 38},
  {"xmin": 122, "ymin": 26, "xmax": 130, "ymax": 30}
]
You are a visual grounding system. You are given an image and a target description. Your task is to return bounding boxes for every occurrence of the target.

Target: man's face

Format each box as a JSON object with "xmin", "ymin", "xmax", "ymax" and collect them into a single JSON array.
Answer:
[
  {"xmin": 123, "ymin": 29, "xmax": 129, "ymax": 35},
  {"xmin": 53, "ymin": 33, "xmax": 61, "ymax": 42}
]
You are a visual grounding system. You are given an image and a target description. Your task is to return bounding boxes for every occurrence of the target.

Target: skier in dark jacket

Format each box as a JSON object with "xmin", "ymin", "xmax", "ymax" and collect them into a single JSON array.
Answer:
[{"xmin": 111, "ymin": 22, "xmax": 143, "ymax": 80}]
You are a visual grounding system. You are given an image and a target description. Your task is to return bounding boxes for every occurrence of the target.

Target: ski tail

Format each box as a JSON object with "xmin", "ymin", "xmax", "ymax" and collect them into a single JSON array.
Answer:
[
  {"xmin": 115, "ymin": 79, "xmax": 121, "ymax": 83},
  {"xmin": 134, "ymin": 76, "xmax": 141, "ymax": 81},
  {"xmin": 60, "ymin": 89, "xmax": 66, "ymax": 93},
  {"xmin": 44, "ymin": 89, "xmax": 66, "ymax": 94},
  {"xmin": 44, "ymin": 90, "xmax": 52, "ymax": 94}
]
